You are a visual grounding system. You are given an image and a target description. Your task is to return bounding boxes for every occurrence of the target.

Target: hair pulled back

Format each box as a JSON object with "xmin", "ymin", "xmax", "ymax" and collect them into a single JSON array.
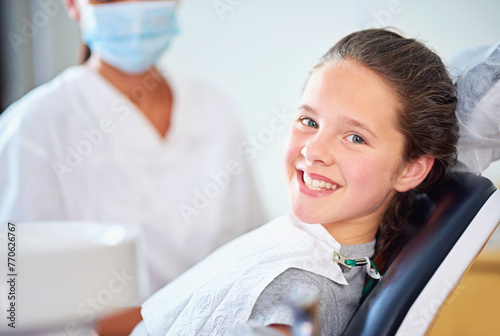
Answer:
[{"xmin": 312, "ymin": 29, "xmax": 458, "ymax": 272}]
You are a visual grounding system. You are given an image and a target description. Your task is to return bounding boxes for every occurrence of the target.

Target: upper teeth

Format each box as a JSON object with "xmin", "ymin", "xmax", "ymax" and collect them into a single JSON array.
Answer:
[{"xmin": 303, "ymin": 172, "xmax": 338, "ymax": 191}]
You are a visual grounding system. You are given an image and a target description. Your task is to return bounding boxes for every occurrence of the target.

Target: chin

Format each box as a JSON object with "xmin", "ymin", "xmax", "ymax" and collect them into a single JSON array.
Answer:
[{"xmin": 291, "ymin": 201, "xmax": 324, "ymax": 224}]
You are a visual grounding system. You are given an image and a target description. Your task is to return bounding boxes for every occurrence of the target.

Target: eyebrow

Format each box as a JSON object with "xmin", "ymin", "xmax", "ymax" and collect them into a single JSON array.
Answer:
[
  {"xmin": 338, "ymin": 115, "xmax": 376, "ymax": 139},
  {"xmin": 298, "ymin": 104, "xmax": 317, "ymax": 116},
  {"xmin": 298, "ymin": 104, "xmax": 376, "ymax": 138}
]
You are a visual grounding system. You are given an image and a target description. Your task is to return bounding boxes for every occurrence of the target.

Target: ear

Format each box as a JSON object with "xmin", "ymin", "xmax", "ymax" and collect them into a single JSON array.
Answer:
[
  {"xmin": 64, "ymin": 0, "xmax": 81, "ymax": 22},
  {"xmin": 394, "ymin": 156, "xmax": 434, "ymax": 193}
]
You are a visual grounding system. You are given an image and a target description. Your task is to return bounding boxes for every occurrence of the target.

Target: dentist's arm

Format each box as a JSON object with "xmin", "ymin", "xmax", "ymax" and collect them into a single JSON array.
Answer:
[{"xmin": 95, "ymin": 307, "xmax": 142, "ymax": 336}]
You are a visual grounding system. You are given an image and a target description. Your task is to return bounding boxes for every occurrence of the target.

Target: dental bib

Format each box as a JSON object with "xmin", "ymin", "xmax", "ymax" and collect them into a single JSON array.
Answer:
[{"xmin": 141, "ymin": 214, "xmax": 347, "ymax": 335}]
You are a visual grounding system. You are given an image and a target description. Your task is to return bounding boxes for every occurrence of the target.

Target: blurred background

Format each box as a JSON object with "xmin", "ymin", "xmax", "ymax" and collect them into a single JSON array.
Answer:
[
  {"xmin": 1, "ymin": 0, "xmax": 499, "ymax": 218},
  {"xmin": 0, "ymin": 1, "xmax": 500, "ymax": 334}
]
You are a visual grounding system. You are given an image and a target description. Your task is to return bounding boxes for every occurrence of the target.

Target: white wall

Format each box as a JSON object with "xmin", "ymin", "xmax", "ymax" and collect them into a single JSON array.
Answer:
[{"xmin": 4, "ymin": 0, "xmax": 500, "ymax": 219}]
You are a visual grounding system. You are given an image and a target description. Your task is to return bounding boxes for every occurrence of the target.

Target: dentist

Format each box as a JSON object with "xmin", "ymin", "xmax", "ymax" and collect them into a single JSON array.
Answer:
[{"xmin": 0, "ymin": 0, "xmax": 264, "ymax": 333}]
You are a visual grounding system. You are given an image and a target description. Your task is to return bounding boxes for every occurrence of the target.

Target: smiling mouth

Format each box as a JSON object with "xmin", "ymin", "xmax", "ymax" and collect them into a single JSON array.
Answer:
[{"xmin": 301, "ymin": 170, "xmax": 339, "ymax": 191}]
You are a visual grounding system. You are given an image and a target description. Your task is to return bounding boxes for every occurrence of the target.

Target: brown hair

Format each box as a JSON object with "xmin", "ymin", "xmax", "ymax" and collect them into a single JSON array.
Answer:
[{"xmin": 311, "ymin": 29, "xmax": 458, "ymax": 272}]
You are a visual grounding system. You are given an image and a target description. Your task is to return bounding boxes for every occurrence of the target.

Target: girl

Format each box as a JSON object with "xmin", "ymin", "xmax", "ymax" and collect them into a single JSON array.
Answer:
[{"xmin": 131, "ymin": 28, "xmax": 458, "ymax": 336}]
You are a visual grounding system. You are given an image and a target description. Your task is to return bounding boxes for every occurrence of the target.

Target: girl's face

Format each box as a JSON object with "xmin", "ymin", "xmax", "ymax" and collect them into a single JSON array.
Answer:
[{"xmin": 284, "ymin": 60, "xmax": 411, "ymax": 243}]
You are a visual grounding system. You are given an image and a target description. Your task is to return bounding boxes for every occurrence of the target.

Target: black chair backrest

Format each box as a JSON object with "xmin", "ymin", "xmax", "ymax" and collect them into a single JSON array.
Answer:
[{"xmin": 342, "ymin": 172, "xmax": 497, "ymax": 336}]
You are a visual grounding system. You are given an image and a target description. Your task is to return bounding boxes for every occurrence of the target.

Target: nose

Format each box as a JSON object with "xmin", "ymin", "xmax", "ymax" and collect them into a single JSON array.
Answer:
[{"xmin": 300, "ymin": 137, "xmax": 335, "ymax": 166}]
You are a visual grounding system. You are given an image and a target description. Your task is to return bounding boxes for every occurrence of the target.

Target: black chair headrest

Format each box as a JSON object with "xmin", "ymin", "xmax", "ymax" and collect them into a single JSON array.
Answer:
[{"xmin": 342, "ymin": 172, "xmax": 497, "ymax": 336}]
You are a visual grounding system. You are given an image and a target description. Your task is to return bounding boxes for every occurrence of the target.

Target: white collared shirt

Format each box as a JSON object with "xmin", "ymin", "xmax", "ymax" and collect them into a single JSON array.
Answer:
[{"xmin": 0, "ymin": 65, "xmax": 264, "ymax": 293}]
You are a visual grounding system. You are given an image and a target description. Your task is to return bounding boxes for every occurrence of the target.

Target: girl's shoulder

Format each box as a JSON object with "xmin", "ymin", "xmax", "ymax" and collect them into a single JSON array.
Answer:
[{"xmin": 249, "ymin": 266, "xmax": 366, "ymax": 335}]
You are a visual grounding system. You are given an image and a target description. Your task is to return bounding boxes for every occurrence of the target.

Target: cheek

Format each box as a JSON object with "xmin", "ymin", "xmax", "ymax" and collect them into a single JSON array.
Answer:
[
  {"xmin": 343, "ymin": 158, "xmax": 372, "ymax": 186},
  {"xmin": 283, "ymin": 129, "xmax": 302, "ymax": 175},
  {"xmin": 343, "ymin": 155, "xmax": 396, "ymax": 189}
]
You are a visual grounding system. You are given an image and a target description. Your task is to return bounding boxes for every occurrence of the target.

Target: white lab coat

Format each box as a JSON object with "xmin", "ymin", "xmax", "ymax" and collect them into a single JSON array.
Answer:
[{"xmin": 0, "ymin": 66, "xmax": 264, "ymax": 293}]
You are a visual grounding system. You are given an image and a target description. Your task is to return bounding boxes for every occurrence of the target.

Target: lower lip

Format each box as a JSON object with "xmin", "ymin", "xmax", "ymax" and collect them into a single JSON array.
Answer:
[{"xmin": 296, "ymin": 170, "xmax": 338, "ymax": 198}]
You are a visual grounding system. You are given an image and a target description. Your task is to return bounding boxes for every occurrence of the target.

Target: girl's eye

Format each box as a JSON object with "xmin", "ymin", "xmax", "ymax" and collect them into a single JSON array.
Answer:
[
  {"xmin": 346, "ymin": 134, "xmax": 365, "ymax": 144},
  {"xmin": 299, "ymin": 117, "xmax": 318, "ymax": 128}
]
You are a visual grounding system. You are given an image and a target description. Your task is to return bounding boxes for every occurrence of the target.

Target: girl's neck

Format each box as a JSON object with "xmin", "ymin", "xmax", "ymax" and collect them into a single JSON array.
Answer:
[{"xmin": 321, "ymin": 220, "xmax": 378, "ymax": 245}]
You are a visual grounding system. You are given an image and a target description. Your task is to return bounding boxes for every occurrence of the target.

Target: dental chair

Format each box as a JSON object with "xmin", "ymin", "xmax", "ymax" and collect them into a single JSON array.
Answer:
[
  {"xmin": 341, "ymin": 172, "xmax": 500, "ymax": 336},
  {"xmin": 342, "ymin": 39, "xmax": 500, "ymax": 336}
]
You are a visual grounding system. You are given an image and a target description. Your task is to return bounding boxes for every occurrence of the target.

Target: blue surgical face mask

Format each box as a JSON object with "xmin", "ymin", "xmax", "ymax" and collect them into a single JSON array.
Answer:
[{"xmin": 80, "ymin": 1, "xmax": 179, "ymax": 74}]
